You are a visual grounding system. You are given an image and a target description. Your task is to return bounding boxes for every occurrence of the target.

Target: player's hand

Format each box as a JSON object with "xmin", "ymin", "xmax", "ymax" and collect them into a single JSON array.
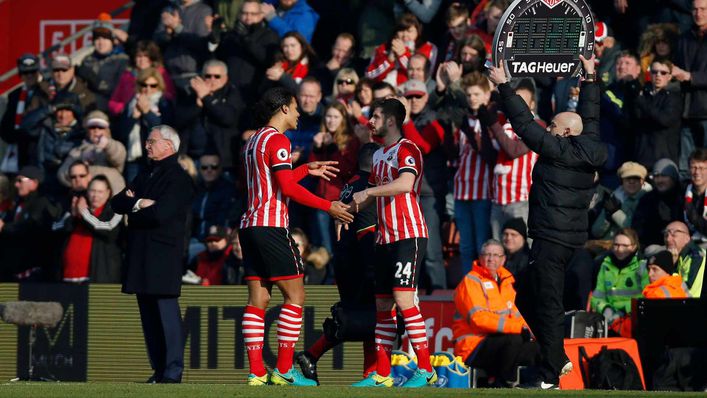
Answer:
[
  {"xmin": 335, "ymin": 219, "xmax": 349, "ymax": 241},
  {"xmin": 579, "ymin": 54, "xmax": 596, "ymax": 75},
  {"xmin": 352, "ymin": 189, "xmax": 369, "ymax": 212},
  {"xmin": 328, "ymin": 201, "xmax": 354, "ymax": 223},
  {"xmin": 487, "ymin": 62, "xmax": 508, "ymax": 85},
  {"xmin": 307, "ymin": 160, "xmax": 339, "ymax": 181}
]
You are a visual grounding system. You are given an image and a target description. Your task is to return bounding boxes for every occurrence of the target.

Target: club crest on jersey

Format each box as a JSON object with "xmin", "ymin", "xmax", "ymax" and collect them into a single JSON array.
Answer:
[
  {"xmin": 277, "ymin": 148, "xmax": 289, "ymax": 161},
  {"xmin": 404, "ymin": 156, "xmax": 416, "ymax": 166},
  {"xmin": 540, "ymin": 0, "xmax": 563, "ymax": 8}
]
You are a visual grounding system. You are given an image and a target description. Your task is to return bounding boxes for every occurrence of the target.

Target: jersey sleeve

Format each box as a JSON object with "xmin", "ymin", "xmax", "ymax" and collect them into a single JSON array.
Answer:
[
  {"xmin": 397, "ymin": 142, "xmax": 423, "ymax": 176},
  {"xmin": 266, "ymin": 133, "xmax": 292, "ymax": 171}
]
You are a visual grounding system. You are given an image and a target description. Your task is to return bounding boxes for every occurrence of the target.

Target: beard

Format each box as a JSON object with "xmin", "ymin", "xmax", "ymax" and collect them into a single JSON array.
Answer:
[{"xmin": 461, "ymin": 58, "xmax": 483, "ymax": 75}]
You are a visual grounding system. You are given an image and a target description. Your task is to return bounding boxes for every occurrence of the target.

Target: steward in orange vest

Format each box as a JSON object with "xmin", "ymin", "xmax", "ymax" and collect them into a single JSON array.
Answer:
[{"xmin": 643, "ymin": 250, "xmax": 690, "ymax": 298}]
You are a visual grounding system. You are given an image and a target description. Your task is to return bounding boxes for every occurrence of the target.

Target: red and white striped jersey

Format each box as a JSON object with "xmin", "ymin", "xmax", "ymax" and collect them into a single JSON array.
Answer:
[
  {"xmin": 240, "ymin": 127, "xmax": 292, "ymax": 229},
  {"xmin": 453, "ymin": 117, "xmax": 492, "ymax": 201},
  {"xmin": 493, "ymin": 122, "xmax": 538, "ymax": 205},
  {"xmin": 368, "ymin": 138, "xmax": 428, "ymax": 245}
]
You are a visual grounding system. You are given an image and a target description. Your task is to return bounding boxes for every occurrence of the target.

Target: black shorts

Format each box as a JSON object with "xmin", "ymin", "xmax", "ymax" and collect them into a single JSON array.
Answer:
[
  {"xmin": 374, "ymin": 237, "xmax": 427, "ymax": 296},
  {"xmin": 240, "ymin": 227, "xmax": 304, "ymax": 282}
]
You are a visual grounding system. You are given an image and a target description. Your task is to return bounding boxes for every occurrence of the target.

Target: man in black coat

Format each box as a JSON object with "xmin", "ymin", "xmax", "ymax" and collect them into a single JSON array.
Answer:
[
  {"xmin": 488, "ymin": 56, "xmax": 608, "ymax": 389},
  {"xmin": 111, "ymin": 125, "xmax": 195, "ymax": 383},
  {"xmin": 0, "ymin": 166, "xmax": 59, "ymax": 281},
  {"xmin": 208, "ymin": 0, "xmax": 280, "ymax": 104}
]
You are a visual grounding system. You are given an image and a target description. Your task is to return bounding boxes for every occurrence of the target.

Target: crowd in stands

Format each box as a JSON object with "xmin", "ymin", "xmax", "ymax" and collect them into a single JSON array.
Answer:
[{"xmin": 0, "ymin": 0, "xmax": 705, "ymax": 320}]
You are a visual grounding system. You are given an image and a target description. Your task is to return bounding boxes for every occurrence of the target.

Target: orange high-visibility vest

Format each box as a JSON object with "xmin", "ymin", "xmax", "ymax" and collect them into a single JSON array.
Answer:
[
  {"xmin": 452, "ymin": 261, "xmax": 528, "ymax": 361},
  {"xmin": 642, "ymin": 275, "xmax": 689, "ymax": 298}
]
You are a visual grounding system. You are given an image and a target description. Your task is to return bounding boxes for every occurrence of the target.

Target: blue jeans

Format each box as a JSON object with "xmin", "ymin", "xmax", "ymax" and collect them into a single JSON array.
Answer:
[{"xmin": 454, "ymin": 199, "xmax": 491, "ymax": 274}]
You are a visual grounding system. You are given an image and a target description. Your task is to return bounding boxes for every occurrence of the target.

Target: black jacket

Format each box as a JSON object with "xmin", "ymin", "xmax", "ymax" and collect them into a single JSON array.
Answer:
[
  {"xmin": 632, "ymin": 184, "xmax": 685, "ymax": 247},
  {"xmin": 499, "ymin": 82, "xmax": 608, "ymax": 248},
  {"xmin": 0, "ymin": 191, "xmax": 59, "ymax": 279},
  {"xmin": 675, "ymin": 27, "xmax": 707, "ymax": 119},
  {"xmin": 0, "ymin": 84, "xmax": 42, "ymax": 169},
  {"xmin": 631, "ymin": 86, "xmax": 682, "ymax": 168},
  {"xmin": 212, "ymin": 21, "xmax": 280, "ymax": 103},
  {"xmin": 176, "ymin": 84, "xmax": 244, "ymax": 168},
  {"xmin": 111, "ymin": 154, "xmax": 195, "ymax": 296}
]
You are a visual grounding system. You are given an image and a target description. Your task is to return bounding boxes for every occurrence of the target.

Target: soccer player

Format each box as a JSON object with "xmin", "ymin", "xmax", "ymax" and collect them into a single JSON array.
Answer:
[
  {"xmin": 239, "ymin": 87, "xmax": 353, "ymax": 386},
  {"xmin": 349, "ymin": 98, "xmax": 437, "ymax": 388}
]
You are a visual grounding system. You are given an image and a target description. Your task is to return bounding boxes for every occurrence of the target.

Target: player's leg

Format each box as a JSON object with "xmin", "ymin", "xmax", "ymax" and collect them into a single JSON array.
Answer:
[{"xmin": 391, "ymin": 238, "xmax": 437, "ymax": 388}]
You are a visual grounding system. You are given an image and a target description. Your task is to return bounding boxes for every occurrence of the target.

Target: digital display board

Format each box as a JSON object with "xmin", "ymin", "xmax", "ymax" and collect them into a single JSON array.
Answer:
[{"xmin": 493, "ymin": 0, "xmax": 595, "ymax": 78}]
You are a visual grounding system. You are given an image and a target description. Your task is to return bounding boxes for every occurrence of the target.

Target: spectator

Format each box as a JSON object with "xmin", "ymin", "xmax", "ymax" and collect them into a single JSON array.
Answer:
[
  {"xmin": 0, "ymin": 54, "xmax": 42, "ymax": 173},
  {"xmin": 0, "ymin": 175, "xmax": 12, "ymax": 219},
  {"xmin": 501, "ymin": 217, "xmax": 529, "ymax": 278},
  {"xmin": 190, "ymin": 225, "xmax": 241, "ymax": 285},
  {"xmin": 453, "ymin": 34, "xmax": 487, "ymax": 76},
  {"xmin": 32, "ymin": 54, "xmax": 96, "ymax": 114},
  {"xmin": 590, "ymin": 228, "xmax": 648, "ymax": 331},
  {"xmin": 631, "ymin": 58, "xmax": 683, "ymax": 169},
  {"xmin": 261, "ymin": 0, "xmax": 319, "ymax": 43},
  {"xmin": 0, "ymin": 166, "xmax": 58, "ymax": 281},
  {"xmin": 366, "ymin": 12, "xmax": 438, "ymax": 86},
  {"xmin": 61, "ymin": 175, "xmax": 123, "ymax": 283},
  {"xmin": 153, "ymin": 0, "xmax": 212, "ymax": 93},
  {"xmin": 594, "ymin": 22, "xmax": 622, "ymax": 84},
  {"xmin": 58, "ymin": 110, "xmax": 127, "ymax": 195},
  {"xmin": 109, "ymin": 40, "xmax": 176, "ymax": 117},
  {"xmin": 599, "ymin": 51, "xmax": 643, "ymax": 188},
  {"xmin": 190, "ymin": 152, "xmax": 239, "ymax": 259},
  {"xmin": 179, "ymin": 60, "xmax": 244, "ymax": 173},
  {"xmin": 330, "ymin": 68, "xmax": 359, "ymax": 105},
  {"xmin": 592, "ymin": 162, "xmax": 652, "ymax": 240},
  {"xmin": 638, "ymin": 23, "xmax": 679, "ymax": 82},
  {"xmin": 664, "ymin": 220, "xmax": 705, "ymax": 297},
  {"xmin": 468, "ymin": 0, "xmax": 508, "ymax": 54},
  {"xmin": 310, "ymin": 33, "xmax": 367, "ymax": 98},
  {"xmin": 76, "ymin": 20, "xmax": 129, "ymax": 111},
  {"xmin": 673, "ymin": 0, "xmax": 707, "ymax": 177},
  {"xmin": 486, "ymin": 80, "xmax": 539, "ymax": 239},
  {"xmin": 452, "ymin": 72, "xmax": 494, "ymax": 273},
  {"xmin": 209, "ymin": 0, "xmax": 280, "ymax": 103},
  {"xmin": 429, "ymin": 60, "xmax": 467, "ymax": 130},
  {"xmin": 643, "ymin": 250, "xmax": 690, "ymax": 298},
  {"xmin": 309, "ymin": 102, "xmax": 360, "ymax": 253},
  {"xmin": 348, "ymin": 78, "xmax": 374, "ymax": 126},
  {"xmin": 452, "ymin": 239, "xmax": 538, "ymax": 386},
  {"xmin": 633, "ymin": 159, "xmax": 684, "ymax": 249},
  {"xmin": 684, "ymin": 147, "xmax": 707, "ymax": 242},
  {"xmin": 441, "ymin": 2, "xmax": 471, "ymax": 62},
  {"xmin": 178, "ymin": 154, "xmax": 198, "ymax": 182},
  {"xmin": 19, "ymin": 91, "xmax": 85, "ymax": 199},
  {"xmin": 116, "ymin": 68, "xmax": 175, "ymax": 182},
  {"xmin": 285, "ymin": 77, "xmax": 323, "ymax": 165},
  {"xmin": 405, "ymin": 53, "xmax": 434, "ymax": 93},
  {"xmin": 265, "ymin": 31, "xmax": 317, "ymax": 92},
  {"xmin": 291, "ymin": 227, "xmax": 330, "ymax": 285},
  {"xmin": 399, "ymin": 79, "xmax": 447, "ymax": 290}
]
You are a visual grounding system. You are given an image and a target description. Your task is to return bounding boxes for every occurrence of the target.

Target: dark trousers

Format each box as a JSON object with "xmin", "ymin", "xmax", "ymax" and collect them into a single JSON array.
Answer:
[
  {"xmin": 465, "ymin": 334, "xmax": 540, "ymax": 382},
  {"xmin": 516, "ymin": 238, "xmax": 574, "ymax": 384},
  {"xmin": 420, "ymin": 195, "xmax": 446, "ymax": 289},
  {"xmin": 136, "ymin": 294, "xmax": 184, "ymax": 382}
]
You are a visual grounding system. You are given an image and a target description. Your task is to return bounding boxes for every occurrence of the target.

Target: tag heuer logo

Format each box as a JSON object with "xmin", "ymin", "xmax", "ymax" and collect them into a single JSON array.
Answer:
[{"xmin": 540, "ymin": 0, "xmax": 563, "ymax": 8}]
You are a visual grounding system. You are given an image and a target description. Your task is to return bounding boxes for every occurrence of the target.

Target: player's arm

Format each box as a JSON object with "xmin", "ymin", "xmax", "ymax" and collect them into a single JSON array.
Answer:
[{"xmin": 352, "ymin": 170, "xmax": 416, "ymax": 212}]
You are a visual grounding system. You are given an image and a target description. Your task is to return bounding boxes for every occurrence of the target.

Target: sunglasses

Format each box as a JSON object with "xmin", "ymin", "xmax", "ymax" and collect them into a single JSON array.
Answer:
[
  {"xmin": 19, "ymin": 71, "xmax": 36, "ymax": 76},
  {"xmin": 200, "ymin": 164, "xmax": 220, "ymax": 171},
  {"xmin": 651, "ymin": 70, "xmax": 670, "ymax": 76},
  {"xmin": 139, "ymin": 82, "xmax": 159, "ymax": 88},
  {"xmin": 204, "ymin": 74, "xmax": 222, "ymax": 80},
  {"xmin": 53, "ymin": 68, "xmax": 70, "ymax": 73},
  {"xmin": 337, "ymin": 79, "xmax": 354, "ymax": 85},
  {"xmin": 69, "ymin": 173, "xmax": 88, "ymax": 180},
  {"xmin": 406, "ymin": 94, "xmax": 424, "ymax": 99},
  {"xmin": 88, "ymin": 125, "xmax": 107, "ymax": 130}
]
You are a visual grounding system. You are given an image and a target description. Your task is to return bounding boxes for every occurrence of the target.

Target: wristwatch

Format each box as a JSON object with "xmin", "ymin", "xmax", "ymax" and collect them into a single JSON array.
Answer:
[{"xmin": 584, "ymin": 73, "xmax": 596, "ymax": 81}]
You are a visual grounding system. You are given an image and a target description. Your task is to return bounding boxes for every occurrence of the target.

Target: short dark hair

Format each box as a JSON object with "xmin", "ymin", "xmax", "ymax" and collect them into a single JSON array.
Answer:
[
  {"xmin": 358, "ymin": 142, "xmax": 382, "ymax": 172},
  {"xmin": 69, "ymin": 160, "xmax": 90, "ymax": 174},
  {"xmin": 394, "ymin": 13, "xmax": 423, "ymax": 47},
  {"xmin": 372, "ymin": 81, "xmax": 397, "ymax": 99},
  {"xmin": 513, "ymin": 78, "xmax": 536, "ymax": 96},
  {"xmin": 254, "ymin": 87, "xmax": 295, "ymax": 126},
  {"xmin": 372, "ymin": 98, "xmax": 406, "ymax": 131},
  {"xmin": 133, "ymin": 40, "xmax": 163, "ymax": 68},
  {"xmin": 89, "ymin": 174, "xmax": 113, "ymax": 196},
  {"xmin": 689, "ymin": 148, "xmax": 707, "ymax": 163},
  {"xmin": 617, "ymin": 50, "xmax": 641, "ymax": 65}
]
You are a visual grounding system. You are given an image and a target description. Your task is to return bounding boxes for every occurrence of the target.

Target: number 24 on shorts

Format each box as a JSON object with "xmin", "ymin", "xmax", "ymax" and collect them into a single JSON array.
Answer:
[{"xmin": 395, "ymin": 262, "xmax": 412, "ymax": 279}]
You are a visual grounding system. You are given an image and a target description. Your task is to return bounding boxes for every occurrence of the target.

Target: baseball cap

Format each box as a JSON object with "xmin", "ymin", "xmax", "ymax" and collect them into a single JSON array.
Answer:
[
  {"xmin": 84, "ymin": 110, "xmax": 110, "ymax": 129},
  {"xmin": 400, "ymin": 80, "xmax": 427, "ymax": 97},
  {"xmin": 17, "ymin": 166, "xmax": 44, "ymax": 183},
  {"xmin": 17, "ymin": 54, "xmax": 39, "ymax": 73},
  {"xmin": 51, "ymin": 54, "xmax": 72, "ymax": 70},
  {"xmin": 205, "ymin": 225, "xmax": 229, "ymax": 242}
]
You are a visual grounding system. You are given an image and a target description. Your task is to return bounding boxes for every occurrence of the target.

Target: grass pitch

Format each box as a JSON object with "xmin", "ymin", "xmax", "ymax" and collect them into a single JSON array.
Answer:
[{"xmin": 0, "ymin": 383, "xmax": 704, "ymax": 398}]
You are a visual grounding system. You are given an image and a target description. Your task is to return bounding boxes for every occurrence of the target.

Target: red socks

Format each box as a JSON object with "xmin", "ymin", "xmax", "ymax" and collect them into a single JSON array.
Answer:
[
  {"xmin": 402, "ymin": 306, "xmax": 432, "ymax": 372},
  {"xmin": 276, "ymin": 303, "xmax": 303, "ymax": 373},
  {"xmin": 374, "ymin": 309, "xmax": 397, "ymax": 377},
  {"xmin": 243, "ymin": 305, "xmax": 266, "ymax": 377},
  {"xmin": 363, "ymin": 339, "xmax": 377, "ymax": 378},
  {"xmin": 307, "ymin": 334, "xmax": 336, "ymax": 360}
]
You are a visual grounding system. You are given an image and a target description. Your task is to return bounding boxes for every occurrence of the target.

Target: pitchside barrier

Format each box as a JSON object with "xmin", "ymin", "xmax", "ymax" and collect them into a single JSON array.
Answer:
[{"xmin": 0, "ymin": 284, "xmax": 456, "ymax": 384}]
